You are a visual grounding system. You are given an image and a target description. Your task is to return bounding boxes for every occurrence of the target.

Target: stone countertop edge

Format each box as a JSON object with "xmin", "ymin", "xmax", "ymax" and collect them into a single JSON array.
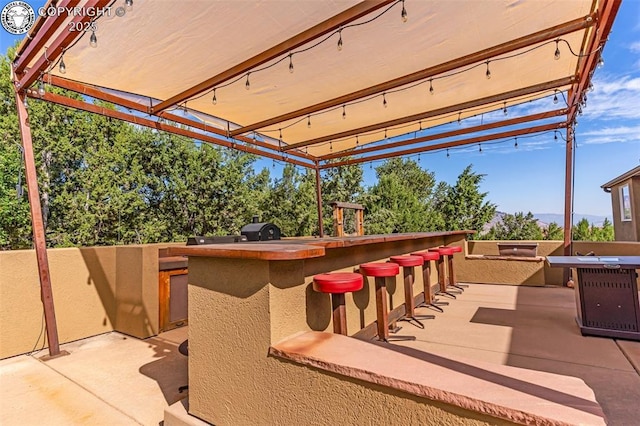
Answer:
[{"xmin": 269, "ymin": 331, "xmax": 606, "ymax": 426}]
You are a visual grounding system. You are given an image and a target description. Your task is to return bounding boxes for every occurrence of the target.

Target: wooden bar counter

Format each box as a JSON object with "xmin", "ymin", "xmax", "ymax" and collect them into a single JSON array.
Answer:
[{"xmin": 166, "ymin": 231, "xmax": 474, "ymax": 425}]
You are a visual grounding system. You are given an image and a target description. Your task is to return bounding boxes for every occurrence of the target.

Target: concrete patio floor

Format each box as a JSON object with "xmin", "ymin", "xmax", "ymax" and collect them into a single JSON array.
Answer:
[
  {"xmin": 391, "ymin": 283, "xmax": 640, "ymax": 426},
  {"xmin": 1, "ymin": 283, "xmax": 639, "ymax": 425},
  {"xmin": 0, "ymin": 326, "xmax": 188, "ymax": 426}
]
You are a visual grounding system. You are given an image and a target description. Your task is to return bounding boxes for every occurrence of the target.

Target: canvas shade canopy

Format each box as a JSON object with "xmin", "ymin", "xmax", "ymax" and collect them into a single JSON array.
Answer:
[{"xmin": 10, "ymin": 0, "xmax": 621, "ymax": 356}]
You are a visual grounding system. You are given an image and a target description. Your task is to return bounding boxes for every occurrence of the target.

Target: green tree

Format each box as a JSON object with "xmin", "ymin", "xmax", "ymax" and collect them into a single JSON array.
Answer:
[
  {"xmin": 363, "ymin": 158, "xmax": 437, "ymax": 234},
  {"xmin": 261, "ymin": 164, "xmax": 317, "ymax": 237},
  {"xmin": 572, "ymin": 218, "xmax": 591, "ymax": 241},
  {"xmin": 485, "ymin": 211, "xmax": 543, "ymax": 240},
  {"xmin": 435, "ymin": 165, "xmax": 496, "ymax": 236},
  {"xmin": 543, "ymin": 222, "xmax": 564, "ymax": 240}
]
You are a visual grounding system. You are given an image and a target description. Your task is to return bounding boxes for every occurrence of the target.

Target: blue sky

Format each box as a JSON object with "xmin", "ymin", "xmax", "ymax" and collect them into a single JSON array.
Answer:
[{"xmin": 2, "ymin": 1, "xmax": 638, "ymax": 219}]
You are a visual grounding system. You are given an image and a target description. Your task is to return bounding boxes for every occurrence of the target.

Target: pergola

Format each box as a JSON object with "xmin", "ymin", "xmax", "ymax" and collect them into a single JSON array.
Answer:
[{"xmin": 11, "ymin": 0, "xmax": 620, "ymax": 357}]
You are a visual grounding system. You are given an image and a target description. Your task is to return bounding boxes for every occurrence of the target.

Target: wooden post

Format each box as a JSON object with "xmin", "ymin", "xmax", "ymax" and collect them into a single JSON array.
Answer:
[
  {"xmin": 563, "ymin": 124, "xmax": 574, "ymax": 286},
  {"xmin": 14, "ymin": 90, "xmax": 61, "ymax": 358},
  {"xmin": 329, "ymin": 201, "xmax": 365, "ymax": 237},
  {"xmin": 314, "ymin": 166, "xmax": 324, "ymax": 238},
  {"xmin": 356, "ymin": 209, "xmax": 364, "ymax": 236},
  {"xmin": 332, "ymin": 205, "xmax": 344, "ymax": 237}
]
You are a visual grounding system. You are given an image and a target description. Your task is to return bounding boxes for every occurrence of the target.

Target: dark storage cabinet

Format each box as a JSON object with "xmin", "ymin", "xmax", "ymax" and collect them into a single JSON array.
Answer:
[{"xmin": 547, "ymin": 256, "xmax": 640, "ymax": 341}]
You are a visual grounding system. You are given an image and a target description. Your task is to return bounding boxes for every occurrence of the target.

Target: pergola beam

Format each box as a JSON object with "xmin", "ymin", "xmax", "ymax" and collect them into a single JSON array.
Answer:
[
  {"xmin": 231, "ymin": 13, "xmax": 595, "ymax": 138},
  {"xmin": 34, "ymin": 91, "xmax": 315, "ymax": 169},
  {"xmin": 320, "ymin": 109, "xmax": 566, "ymax": 160},
  {"xmin": 287, "ymin": 76, "xmax": 574, "ymax": 151},
  {"xmin": 47, "ymin": 76, "xmax": 317, "ymax": 162},
  {"xmin": 566, "ymin": 0, "xmax": 621, "ymax": 124},
  {"xmin": 320, "ymin": 122, "xmax": 564, "ymax": 169},
  {"xmin": 13, "ymin": 0, "xmax": 81, "ymax": 74},
  {"xmin": 17, "ymin": 0, "xmax": 113, "ymax": 90},
  {"xmin": 15, "ymin": 90, "xmax": 62, "ymax": 358},
  {"xmin": 151, "ymin": 0, "xmax": 396, "ymax": 114}
]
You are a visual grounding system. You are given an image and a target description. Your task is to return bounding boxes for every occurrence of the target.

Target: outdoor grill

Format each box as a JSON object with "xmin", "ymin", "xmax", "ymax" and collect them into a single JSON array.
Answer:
[{"xmin": 241, "ymin": 216, "xmax": 281, "ymax": 241}]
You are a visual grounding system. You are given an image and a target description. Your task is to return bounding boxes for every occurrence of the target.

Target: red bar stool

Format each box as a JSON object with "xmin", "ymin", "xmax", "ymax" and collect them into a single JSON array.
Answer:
[
  {"xmin": 389, "ymin": 255, "xmax": 427, "ymax": 327},
  {"xmin": 441, "ymin": 245, "xmax": 467, "ymax": 291},
  {"xmin": 313, "ymin": 272, "xmax": 364, "ymax": 335},
  {"xmin": 359, "ymin": 262, "xmax": 405, "ymax": 342},
  {"xmin": 428, "ymin": 247, "xmax": 458, "ymax": 299},
  {"xmin": 411, "ymin": 251, "xmax": 446, "ymax": 313}
]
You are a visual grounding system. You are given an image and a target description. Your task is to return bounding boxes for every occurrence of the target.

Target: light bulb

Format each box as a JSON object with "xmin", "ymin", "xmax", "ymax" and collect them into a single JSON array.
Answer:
[
  {"xmin": 554, "ymin": 131, "xmax": 558, "ymax": 141},
  {"xmin": 212, "ymin": 89, "xmax": 217, "ymax": 105},
  {"xmin": 514, "ymin": 138, "xmax": 518, "ymax": 148},
  {"xmin": 356, "ymin": 135, "xmax": 359, "ymax": 146},
  {"xmin": 59, "ymin": 56, "xmax": 66, "ymax": 74},
  {"xmin": 330, "ymin": 141, "xmax": 333, "ymax": 151},
  {"xmin": 245, "ymin": 74, "xmax": 250, "ymax": 90},
  {"xmin": 485, "ymin": 62, "xmax": 491, "ymax": 79},
  {"xmin": 479, "ymin": 144, "xmax": 482, "ymax": 153},
  {"xmin": 90, "ymin": 30, "xmax": 97, "ymax": 48},
  {"xmin": 342, "ymin": 105, "xmax": 346, "ymax": 119},
  {"xmin": 337, "ymin": 31, "xmax": 343, "ymax": 51},
  {"xmin": 384, "ymin": 129, "xmax": 388, "ymax": 139},
  {"xmin": 23, "ymin": 97, "xmax": 28, "ymax": 109},
  {"xmin": 446, "ymin": 149, "xmax": 450, "ymax": 158},
  {"xmin": 503, "ymin": 102, "xmax": 507, "ymax": 115},
  {"xmin": 597, "ymin": 57, "xmax": 604, "ymax": 68},
  {"xmin": 587, "ymin": 82, "xmax": 594, "ymax": 92},
  {"xmin": 401, "ymin": 1, "xmax": 408, "ymax": 22},
  {"xmin": 553, "ymin": 92, "xmax": 558, "ymax": 104},
  {"xmin": 307, "ymin": 115, "xmax": 311, "ymax": 128},
  {"xmin": 457, "ymin": 113, "xmax": 461, "ymax": 125},
  {"xmin": 382, "ymin": 93, "xmax": 387, "ymax": 108},
  {"xmin": 429, "ymin": 79, "xmax": 434, "ymax": 95},
  {"xmin": 288, "ymin": 54, "xmax": 294, "ymax": 73},
  {"xmin": 38, "ymin": 80, "xmax": 45, "ymax": 96},
  {"xmin": 125, "ymin": 0, "xmax": 133, "ymax": 11},
  {"xmin": 554, "ymin": 40, "xmax": 560, "ymax": 60}
]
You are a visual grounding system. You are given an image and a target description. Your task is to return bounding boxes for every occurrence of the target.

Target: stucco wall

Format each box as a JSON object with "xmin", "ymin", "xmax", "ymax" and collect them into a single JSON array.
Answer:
[
  {"xmin": 0, "ymin": 244, "xmax": 169, "ymax": 359},
  {"xmin": 457, "ymin": 241, "xmax": 565, "ymax": 286},
  {"xmin": 186, "ymin": 235, "xmax": 513, "ymax": 425},
  {"xmin": 610, "ymin": 177, "xmax": 639, "ymax": 241}
]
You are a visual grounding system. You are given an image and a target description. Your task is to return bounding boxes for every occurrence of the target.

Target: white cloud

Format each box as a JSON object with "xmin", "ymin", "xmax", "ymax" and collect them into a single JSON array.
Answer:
[
  {"xmin": 578, "ymin": 125, "xmax": 640, "ymax": 145},
  {"xmin": 630, "ymin": 41, "xmax": 640, "ymax": 53},
  {"xmin": 583, "ymin": 75, "xmax": 640, "ymax": 120}
]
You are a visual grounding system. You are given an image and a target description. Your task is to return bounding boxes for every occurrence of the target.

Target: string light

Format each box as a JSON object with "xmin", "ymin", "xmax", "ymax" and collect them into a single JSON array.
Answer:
[
  {"xmin": 370, "ymin": 162, "xmax": 373, "ymax": 169},
  {"xmin": 503, "ymin": 102, "xmax": 507, "ymax": 115},
  {"xmin": 597, "ymin": 57, "xmax": 604, "ymax": 68},
  {"xmin": 337, "ymin": 30, "xmax": 343, "ymax": 51},
  {"xmin": 288, "ymin": 54, "xmax": 294, "ymax": 73},
  {"xmin": 446, "ymin": 149, "xmax": 450, "ymax": 158},
  {"xmin": 554, "ymin": 39, "xmax": 561, "ymax": 60},
  {"xmin": 342, "ymin": 105, "xmax": 346, "ymax": 119},
  {"xmin": 38, "ymin": 79, "xmax": 45, "ymax": 96},
  {"xmin": 479, "ymin": 144, "xmax": 483, "ymax": 153},
  {"xmin": 90, "ymin": 30, "xmax": 97, "ymax": 48},
  {"xmin": 457, "ymin": 112, "xmax": 461, "ymax": 125},
  {"xmin": 587, "ymin": 82, "xmax": 594, "ymax": 92},
  {"xmin": 59, "ymin": 54, "xmax": 66, "ymax": 74},
  {"xmin": 382, "ymin": 93, "xmax": 387, "ymax": 108},
  {"xmin": 401, "ymin": 0, "xmax": 408, "ymax": 22},
  {"xmin": 329, "ymin": 141, "xmax": 333, "ymax": 152},
  {"xmin": 384, "ymin": 128, "xmax": 388, "ymax": 139},
  {"xmin": 212, "ymin": 89, "xmax": 217, "ymax": 105},
  {"xmin": 553, "ymin": 90, "xmax": 558, "ymax": 104},
  {"xmin": 514, "ymin": 137, "xmax": 518, "ymax": 148},
  {"xmin": 429, "ymin": 79, "xmax": 434, "ymax": 95},
  {"xmin": 307, "ymin": 115, "xmax": 311, "ymax": 128},
  {"xmin": 554, "ymin": 131, "xmax": 558, "ymax": 141},
  {"xmin": 245, "ymin": 73, "xmax": 251, "ymax": 90},
  {"xmin": 23, "ymin": 97, "xmax": 28, "ymax": 109},
  {"xmin": 253, "ymin": 132, "xmax": 257, "ymax": 142},
  {"xmin": 419, "ymin": 120, "xmax": 423, "ymax": 130},
  {"xmin": 356, "ymin": 135, "xmax": 359, "ymax": 147},
  {"xmin": 485, "ymin": 61, "xmax": 491, "ymax": 79}
]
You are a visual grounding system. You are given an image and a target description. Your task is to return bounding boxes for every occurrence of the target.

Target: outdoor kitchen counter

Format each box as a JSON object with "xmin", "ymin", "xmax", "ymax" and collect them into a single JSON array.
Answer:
[
  {"xmin": 167, "ymin": 230, "xmax": 474, "ymax": 259},
  {"xmin": 171, "ymin": 230, "xmax": 478, "ymax": 425}
]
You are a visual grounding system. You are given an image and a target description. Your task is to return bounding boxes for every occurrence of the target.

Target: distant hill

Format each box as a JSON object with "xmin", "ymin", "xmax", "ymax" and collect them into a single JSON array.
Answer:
[{"xmin": 532, "ymin": 213, "xmax": 611, "ymax": 227}]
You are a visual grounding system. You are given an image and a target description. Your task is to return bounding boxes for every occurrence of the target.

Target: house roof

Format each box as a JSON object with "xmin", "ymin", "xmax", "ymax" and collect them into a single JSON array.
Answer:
[
  {"xmin": 11, "ymin": 0, "xmax": 619, "ymax": 168},
  {"xmin": 601, "ymin": 165, "xmax": 640, "ymax": 191}
]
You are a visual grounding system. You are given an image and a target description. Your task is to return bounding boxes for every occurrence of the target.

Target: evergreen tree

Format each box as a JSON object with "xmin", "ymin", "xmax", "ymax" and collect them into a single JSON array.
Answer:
[
  {"xmin": 485, "ymin": 211, "xmax": 543, "ymax": 240},
  {"xmin": 543, "ymin": 222, "xmax": 564, "ymax": 240}
]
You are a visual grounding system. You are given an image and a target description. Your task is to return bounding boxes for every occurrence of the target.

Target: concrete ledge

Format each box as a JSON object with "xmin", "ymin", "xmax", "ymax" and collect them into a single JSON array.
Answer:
[
  {"xmin": 466, "ymin": 255, "xmax": 545, "ymax": 262},
  {"xmin": 270, "ymin": 331, "xmax": 606, "ymax": 426}
]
